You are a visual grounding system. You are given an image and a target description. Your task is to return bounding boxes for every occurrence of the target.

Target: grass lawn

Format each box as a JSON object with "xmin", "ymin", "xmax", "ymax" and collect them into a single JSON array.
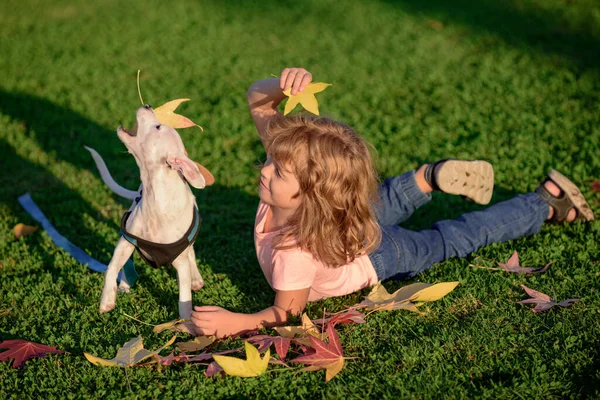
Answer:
[{"xmin": 1, "ymin": 0, "xmax": 600, "ymax": 398}]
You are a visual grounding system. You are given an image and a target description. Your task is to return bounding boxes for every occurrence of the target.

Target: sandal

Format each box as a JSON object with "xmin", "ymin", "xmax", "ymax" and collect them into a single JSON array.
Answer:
[
  {"xmin": 536, "ymin": 169, "xmax": 594, "ymax": 222},
  {"xmin": 424, "ymin": 159, "xmax": 494, "ymax": 205}
]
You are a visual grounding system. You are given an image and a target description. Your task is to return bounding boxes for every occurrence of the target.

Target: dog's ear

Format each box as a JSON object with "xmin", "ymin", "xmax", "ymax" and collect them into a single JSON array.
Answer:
[
  {"xmin": 167, "ymin": 156, "xmax": 206, "ymax": 189},
  {"xmin": 194, "ymin": 162, "xmax": 215, "ymax": 186}
]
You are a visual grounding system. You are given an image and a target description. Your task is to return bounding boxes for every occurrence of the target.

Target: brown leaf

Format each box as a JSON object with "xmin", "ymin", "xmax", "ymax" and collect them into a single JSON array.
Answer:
[
  {"xmin": 591, "ymin": 181, "xmax": 600, "ymax": 193},
  {"xmin": 518, "ymin": 284, "xmax": 580, "ymax": 313},
  {"xmin": 176, "ymin": 336, "xmax": 216, "ymax": 352},
  {"xmin": 427, "ymin": 19, "xmax": 445, "ymax": 31},
  {"xmin": 246, "ymin": 335, "xmax": 292, "ymax": 361},
  {"xmin": 497, "ymin": 251, "xmax": 551, "ymax": 274},
  {"xmin": 313, "ymin": 310, "xmax": 366, "ymax": 327},
  {"xmin": 0, "ymin": 340, "xmax": 65, "ymax": 368},
  {"xmin": 205, "ymin": 361, "xmax": 224, "ymax": 377},
  {"xmin": 13, "ymin": 223, "xmax": 38, "ymax": 239}
]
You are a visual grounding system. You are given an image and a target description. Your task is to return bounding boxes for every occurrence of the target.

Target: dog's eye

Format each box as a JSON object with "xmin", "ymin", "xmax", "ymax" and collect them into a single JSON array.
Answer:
[{"xmin": 155, "ymin": 124, "xmax": 161, "ymax": 130}]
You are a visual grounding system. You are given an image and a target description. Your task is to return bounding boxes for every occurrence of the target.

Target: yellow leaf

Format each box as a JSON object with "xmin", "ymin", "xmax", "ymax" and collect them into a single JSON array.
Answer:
[
  {"xmin": 153, "ymin": 319, "xmax": 187, "ymax": 334},
  {"xmin": 273, "ymin": 313, "xmax": 326, "ymax": 346},
  {"xmin": 213, "ymin": 342, "xmax": 270, "ymax": 377},
  {"xmin": 154, "ymin": 99, "xmax": 203, "ymax": 130},
  {"xmin": 409, "ymin": 282, "xmax": 460, "ymax": 302},
  {"xmin": 176, "ymin": 336, "xmax": 216, "ymax": 352},
  {"xmin": 13, "ymin": 223, "xmax": 37, "ymax": 238},
  {"xmin": 84, "ymin": 335, "xmax": 176, "ymax": 367},
  {"xmin": 282, "ymin": 82, "xmax": 331, "ymax": 116}
]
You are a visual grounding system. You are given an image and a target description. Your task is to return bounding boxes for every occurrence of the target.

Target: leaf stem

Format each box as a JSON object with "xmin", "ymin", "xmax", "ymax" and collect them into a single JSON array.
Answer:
[
  {"xmin": 137, "ymin": 70, "xmax": 144, "ymax": 105},
  {"xmin": 122, "ymin": 312, "xmax": 154, "ymax": 327}
]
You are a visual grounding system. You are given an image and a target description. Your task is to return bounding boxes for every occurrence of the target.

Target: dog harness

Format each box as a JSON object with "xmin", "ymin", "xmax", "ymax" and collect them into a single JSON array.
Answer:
[{"xmin": 120, "ymin": 198, "xmax": 201, "ymax": 268}]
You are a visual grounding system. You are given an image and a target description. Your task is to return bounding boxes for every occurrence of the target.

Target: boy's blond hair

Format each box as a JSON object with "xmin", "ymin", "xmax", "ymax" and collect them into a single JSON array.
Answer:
[{"xmin": 263, "ymin": 115, "xmax": 381, "ymax": 267}]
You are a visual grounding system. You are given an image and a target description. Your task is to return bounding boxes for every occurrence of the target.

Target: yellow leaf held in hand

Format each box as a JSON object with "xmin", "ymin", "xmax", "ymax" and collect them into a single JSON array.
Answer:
[
  {"xmin": 13, "ymin": 223, "xmax": 37, "ymax": 238},
  {"xmin": 84, "ymin": 335, "xmax": 176, "ymax": 367},
  {"xmin": 283, "ymin": 82, "xmax": 331, "ymax": 116},
  {"xmin": 154, "ymin": 99, "xmax": 203, "ymax": 131},
  {"xmin": 213, "ymin": 341, "xmax": 270, "ymax": 378}
]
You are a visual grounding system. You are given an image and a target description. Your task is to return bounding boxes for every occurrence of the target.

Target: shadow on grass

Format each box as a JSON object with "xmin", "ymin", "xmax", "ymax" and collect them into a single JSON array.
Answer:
[
  {"xmin": 382, "ymin": 0, "xmax": 600, "ymax": 70},
  {"xmin": 0, "ymin": 90, "xmax": 264, "ymax": 311}
]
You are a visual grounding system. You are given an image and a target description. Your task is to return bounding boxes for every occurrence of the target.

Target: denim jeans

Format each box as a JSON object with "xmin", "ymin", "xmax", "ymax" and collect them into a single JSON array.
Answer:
[{"xmin": 368, "ymin": 170, "xmax": 549, "ymax": 281}]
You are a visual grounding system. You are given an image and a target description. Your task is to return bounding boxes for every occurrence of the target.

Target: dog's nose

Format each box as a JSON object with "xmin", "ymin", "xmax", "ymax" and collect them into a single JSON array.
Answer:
[{"xmin": 143, "ymin": 104, "xmax": 152, "ymax": 110}]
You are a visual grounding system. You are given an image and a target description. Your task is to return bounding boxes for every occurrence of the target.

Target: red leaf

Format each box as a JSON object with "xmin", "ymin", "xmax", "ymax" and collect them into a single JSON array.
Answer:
[
  {"xmin": 0, "ymin": 340, "xmax": 65, "ymax": 368},
  {"xmin": 518, "ymin": 284, "xmax": 580, "ymax": 313},
  {"xmin": 496, "ymin": 251, "xmax": 551, "ymax": 274},
  {"xmin": 591, "ymin": 181, "xmax": 600, "ymax": 193},
  {"xmin": 175, "ymin": 349, "xmax": 238, "ymax": 363},
  {"xmin": 291, "ymin": 324, "xmax": 345, "ymax": 382},
  {"xmin": 246, "ymin": 335, "xmax": 291, "ymax": 361},
  {"xmin": 205, "ymin": 361, "xmax": 224, "ymax": 377}
]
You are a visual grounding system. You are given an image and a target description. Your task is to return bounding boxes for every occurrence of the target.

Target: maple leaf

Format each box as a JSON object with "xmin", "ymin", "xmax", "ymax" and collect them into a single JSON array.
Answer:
[
  {"xmin": 176, "ymin": 336, "xmax": 216, "ymax": 352},
  {"xmin": 246, "ymin": 335, "xmax": 292, "ymax": 361},
  {"xmin": 84, "ymin": 335, "xmax": 176, "ymax": 367},
  {"xmin": 283, "ymin": 82, "xmax": 331, "ymax": 116},
  {"xmin": 313, "ymin": 310, "xmax": 366, "ymax": 327},
  {"xmin": 13, "ymin": 223, "xmax": 37, "ymax": 239},
  {"xmin": 291, "ymin": 324, "xmax": 345, "ymax": 382},
  {"xmin": 212, "ymin": 342, "xmax": 270, "ymax": 378},
  {"xmin": 274, "ymin": 313, "xmax": 326, "ymax": 346},
  {"xmin": 0, "ymin": 340, "xmax": 65, "ymax": 368},
  {"xmin": 518, "ymin": 285, "xmax": 580, "ymax": 313},
  {"xmin": 496, "ymin": 251, "xmax": 552, "ymax": 274},
  {"xmin": 154, "ymin": 99, "xmax": 203, "ymax": 130},
  {"xmin": 205, "ymin": 361, "xmax": 224, "ymax": 377},
  {"xmin": 357, "ymin": 282, "xmax": 459, "ymax": 313}
]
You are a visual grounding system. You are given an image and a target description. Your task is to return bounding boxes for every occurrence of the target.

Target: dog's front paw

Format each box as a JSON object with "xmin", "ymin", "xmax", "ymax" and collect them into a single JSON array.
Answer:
[
  {"xmin": 99, "ymin": 286, "xmax": 117, "ymax": 313},
  {"xmin": 118, "ymin": 280, "xmax": 131, "ymax": 294}
]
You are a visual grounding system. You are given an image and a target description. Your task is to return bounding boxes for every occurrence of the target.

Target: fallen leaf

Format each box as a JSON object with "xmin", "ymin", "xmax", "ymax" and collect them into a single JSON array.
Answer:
[
  {"xmin": 13, "ymin": 223, "xmax": 38, "ymax": 239},
  {"xmin": 496, "ymin": 251, "xmax": 551, "ymax": 274},
  {"xmin": 518, "ymin": 285, "xmax": 580, "ymax": 313},
  {"xmin": 313, "ymin": 310, "xmax": 366, "ymax": 327},
  {"xmin": 591, "ymin": 181, "xmax": 600, "ymax": 193},
  {"xmin": 246, "ymin": 335, "xmax": 292, "ymax": 361},
  {"xmin": 176, "ymin": 336, "xmax": 216, "ymax": 352},
  {"xmin": 409, "ymin": 282, "xmax": 460, "ymax": 302},
  {"xmin": 0, "ymin": 340, "xmax": 65, "ymax": 368},
  {"xmin": 427, "ymin": 19, "xmax": 445, "ymax": 31},
  {"xmin": 212, "ymin": 341, "xmax": 270, "ymax": 378},
  {"xmin": 274, "ymin": 313, "xmax": 326, "ymax": 346},
  {"xmin": 84, "ymin": 335, "xmax": 176, "ymax": 367},
  {"xmin": 283, "ymin": 82, "xmax": 331, "ymax": 115},
  {"xmin": 291, "ymin": 324, "xmax": 344, "ymax": 382},
  {"xmin": 176, "ymin": 349, "xmax": 238, "ymax": 363},
  {"xmin": 205, "ymin": 361, "xmax": 224, "ymax": 377},
  {"xmin": 357, "ymin": 282, "xmax": 429, "ymax": 313},
  {"xmin": 153, "ymin": 319, "xmax": 195, "ymax": 335},
  {"xmin": 154, "ymin": 99, "xmax": 203, "ymax": 130}
]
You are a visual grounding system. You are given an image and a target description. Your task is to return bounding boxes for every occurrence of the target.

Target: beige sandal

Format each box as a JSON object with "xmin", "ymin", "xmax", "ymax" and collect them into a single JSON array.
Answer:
[
  {"xmin": 425, "ymin": 160, "xmax": 495, "ymax": 205},
  {"xmin": 536, "ymin": 169, "xmax": 594, "ymax": 222}
]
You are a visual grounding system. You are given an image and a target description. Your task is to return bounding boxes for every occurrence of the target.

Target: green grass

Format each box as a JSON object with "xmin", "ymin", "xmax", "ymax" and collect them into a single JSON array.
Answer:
[{"xmin": 1, "ymin": 0, "xmax": 600, "ymax": 398}]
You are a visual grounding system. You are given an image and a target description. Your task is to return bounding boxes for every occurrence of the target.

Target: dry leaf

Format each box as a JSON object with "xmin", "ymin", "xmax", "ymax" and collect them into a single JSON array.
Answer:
[
  {"xmin": 153, "ymin": 319, "xmax": 195, "ymax": 335},
  {"xmin": 13, "ymin": 223, "xmax": 37, "ymax": 239},
  {"xmin": 212, "ymin": 341, "xmax": 270, "ymax": 378},
  {"xmin": 496, "ymin": 251, "xmax": 551, "ymax": 274},
  {"xmin": 313, "ymin": 310, "xmax": 366, "ymax": 327},
  {"xmin": 591, "ymin": 181, "xmax": 600, "ymax": 193},
  {"xmin": 274, "ymin": 313, "xmax": 326, "ymax": 346},
  {"xmin": 176, "ymin": 336, "xmax": 216, "ymax": 352},
  {"xmin": 246, "ymin": 335, "xmax": 292, "ymax": 362},
  {"xmin": 409, "ymin": 282, "xmax": 460, "ymax": 302},
  {"xmin": 291, "ymin": 324, "xmax": 344, "ymax": 382},
  {"xmin": 84, "ymin": 335, "xmax": 176, "ymax": 367},
  {"xmin": 518, "ymin": 285, "xmax": 580, "ymax": 313},
  {"xmin": 0, "ymin": 340, "xmax": 65, "ymax": 368},
  {"xmin": 283, "ymin": 82, "xmax": 331, "ymax": 115},
  {"xmin": 154, "ymin": 99, "xmax": 203, "ymax": 130}
]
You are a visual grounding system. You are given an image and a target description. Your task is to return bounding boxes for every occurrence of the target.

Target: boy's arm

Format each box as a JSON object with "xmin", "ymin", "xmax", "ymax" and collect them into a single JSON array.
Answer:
[
  {"xmin": 191, "ymin": 287, "xmax": 310, "ymax": 337},
  {"xmin": 247, "ymin": 68, "xmax": 313, "ymax": 146}
]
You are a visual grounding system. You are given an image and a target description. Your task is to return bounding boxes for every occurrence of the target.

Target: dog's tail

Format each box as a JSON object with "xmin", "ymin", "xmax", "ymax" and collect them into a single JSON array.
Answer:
[{"xmin": 84, "ymin": 146, "xmax": 139, "ymax": 200}]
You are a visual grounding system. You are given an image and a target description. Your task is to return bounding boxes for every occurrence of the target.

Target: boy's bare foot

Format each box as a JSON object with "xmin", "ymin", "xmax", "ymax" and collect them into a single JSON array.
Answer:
[{"xmin": 416, "ymin": 160, "xmax": 494, "ymax": 205}]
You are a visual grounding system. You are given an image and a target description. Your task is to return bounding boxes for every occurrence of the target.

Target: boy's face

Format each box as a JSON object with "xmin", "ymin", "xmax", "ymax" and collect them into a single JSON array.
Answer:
[{"xmin": 259, "ymin": 156, "xmax": 303, "ymax": 212}]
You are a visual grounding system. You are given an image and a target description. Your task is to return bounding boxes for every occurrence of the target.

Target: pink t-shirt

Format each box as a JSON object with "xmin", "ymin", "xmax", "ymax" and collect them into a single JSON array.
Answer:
[{"xmin": 254, "ymin": 201, "xmax": 378, "ymax": 301}]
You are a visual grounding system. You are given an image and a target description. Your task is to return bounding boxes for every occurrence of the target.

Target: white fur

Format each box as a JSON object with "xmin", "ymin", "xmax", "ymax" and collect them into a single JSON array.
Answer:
[{"xmin": 88, "ymin": 105, "xmax": 205, "ymax": 319}]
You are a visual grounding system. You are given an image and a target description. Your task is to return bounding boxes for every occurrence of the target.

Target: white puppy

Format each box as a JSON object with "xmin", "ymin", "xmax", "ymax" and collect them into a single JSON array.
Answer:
[{"xmin": 86, "ymin": 104, "xmax": 213, "ymax": 319}]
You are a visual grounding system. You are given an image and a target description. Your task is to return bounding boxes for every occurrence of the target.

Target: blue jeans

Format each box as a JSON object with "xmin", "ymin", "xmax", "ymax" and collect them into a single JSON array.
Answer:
[{"xmin": 369, "ymin": 171, "xmax": 549, "ymax": 281}]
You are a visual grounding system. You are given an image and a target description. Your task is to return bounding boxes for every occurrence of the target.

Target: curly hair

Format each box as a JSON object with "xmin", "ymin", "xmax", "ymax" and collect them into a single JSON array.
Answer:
[{"xmin": 262, "ymin": 114, "xmax": 381, "ymax": 267}]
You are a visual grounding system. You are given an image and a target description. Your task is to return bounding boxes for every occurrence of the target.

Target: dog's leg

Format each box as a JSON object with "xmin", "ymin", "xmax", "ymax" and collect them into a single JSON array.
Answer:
[
  {"xmin": 187, "ymin": 246, "xmax": 204, "ymax": 291},
  {"xmin": 100, "ymin": 237, "xmax": 135, "ymax": 313},
  {"xmin": 172, "ymin": 253, "xmax": 193, "ymax": 320}
]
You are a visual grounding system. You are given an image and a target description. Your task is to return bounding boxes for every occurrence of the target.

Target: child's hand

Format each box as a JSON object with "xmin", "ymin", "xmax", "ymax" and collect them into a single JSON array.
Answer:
[
  {"xmin": 190, "ymin": 305, "xmax": 245, "ymax": 337},
  {"xmin": 280, "ymin": 67, "xmax": 313, "ymax": 96}
]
